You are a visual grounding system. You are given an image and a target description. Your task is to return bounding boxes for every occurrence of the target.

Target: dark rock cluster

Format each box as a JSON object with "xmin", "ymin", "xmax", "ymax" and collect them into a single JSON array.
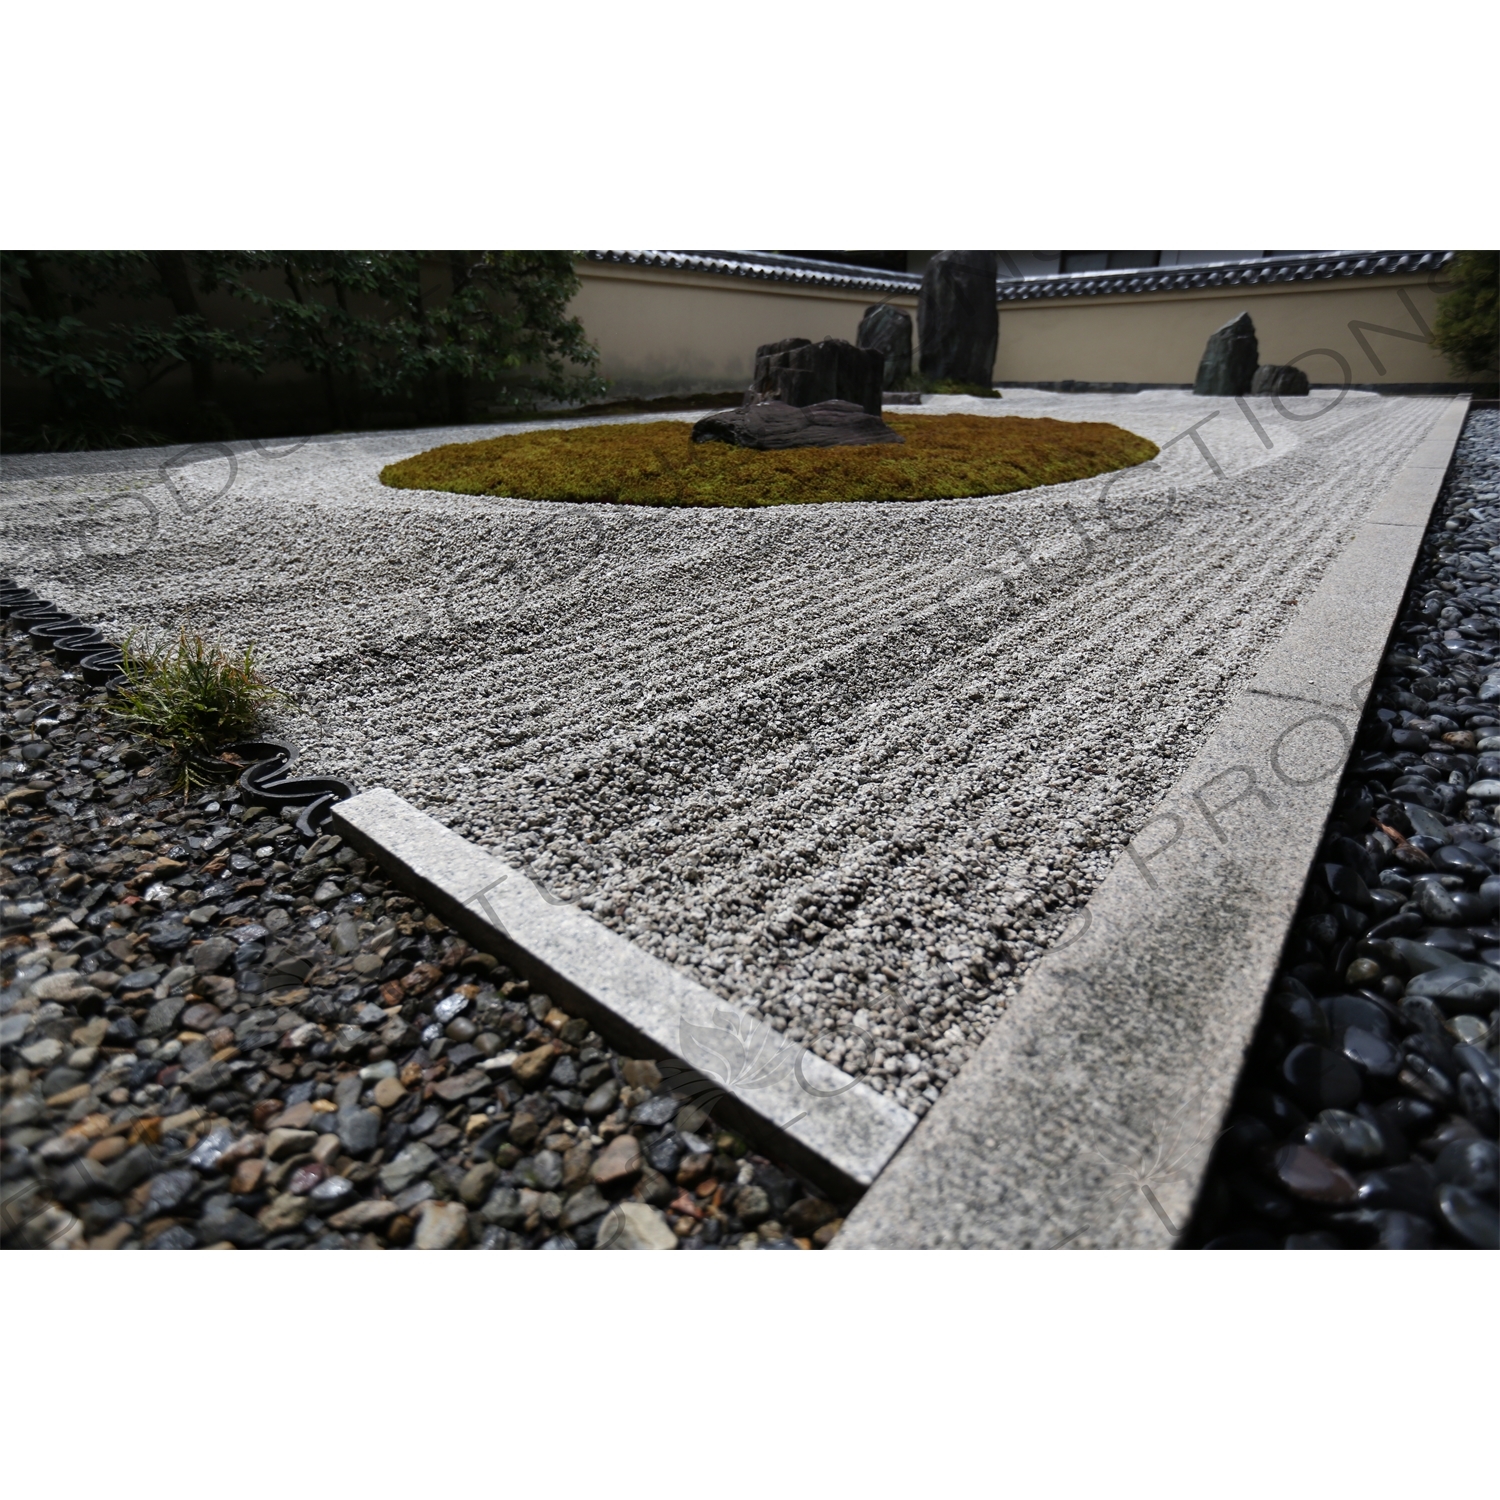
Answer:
[
  {"xmin": 745, "ymin": 336, "xmax": 884, "ymax": 416},
  {"xmin": 692, "ymin": 335, "xmax": 899, "ymax": 451},
  {"xmin": 1193, "ymin": 314, "xmax": 1310, "ymax": 397},
  {"xmin": 0, "ymin": 627, "xmax": 842, "ymax": 1251},
  {"xmin": 1189, "ymin": 409, "xmax": 1500, "ymax": 1249}
]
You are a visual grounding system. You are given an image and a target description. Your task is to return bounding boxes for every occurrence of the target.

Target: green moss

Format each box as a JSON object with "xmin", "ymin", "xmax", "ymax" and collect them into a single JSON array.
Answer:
[
  {"xmin": 894, "ymin": 375, "xmax": 1004, "ymax": 398},
  {"xmin": 379, "ymin": 413, "xmax": 1159, "ymax": 509},
  {"xmin": 928, "ymin": 381, "xmax": 1004, "ymax": 399}
]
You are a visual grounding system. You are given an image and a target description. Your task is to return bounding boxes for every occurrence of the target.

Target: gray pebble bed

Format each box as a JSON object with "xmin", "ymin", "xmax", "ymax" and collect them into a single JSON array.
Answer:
[
  {"xmin": 0, "ymin": 390, "xmax": 1454, "ymax": 1117},
  {"xmin": 0, "ymin": 618, "xmax": 839, "ymax": 1250}
]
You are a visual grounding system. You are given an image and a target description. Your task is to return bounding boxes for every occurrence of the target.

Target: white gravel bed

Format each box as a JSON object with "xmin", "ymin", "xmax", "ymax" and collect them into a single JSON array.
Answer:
[{"xmin": 1, "ymin": 390, "xmax": 1451, "ymax": 1115}]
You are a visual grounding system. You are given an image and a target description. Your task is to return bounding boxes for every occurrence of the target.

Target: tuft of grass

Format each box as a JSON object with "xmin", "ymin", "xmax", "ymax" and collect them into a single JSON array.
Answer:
[
  {"xmin": 110, "ymin": 628, "xmax": 290, "ymax": 791},
  {"xmin": 379, "ymin": 412, "xmax": 1159, "ymax": 509}
]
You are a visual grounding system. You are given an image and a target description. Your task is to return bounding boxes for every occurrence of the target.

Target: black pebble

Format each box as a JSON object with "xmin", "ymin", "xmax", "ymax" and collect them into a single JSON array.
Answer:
[
  {"xmin": 1341, "ymin": 1025, "xmax": 1401, "ymax": 1080},
  {"xmin": 1357, "ymin": 1161, "xmax": 1438, "ymax": 1216},
  {"xmin": 1322, "ymin": 993, "xmax": 1397, "ymax": 1040},
  {"xmin": 1282, "ymin": 1043, "xmax": 1362, "ymax": 1113},
  {"xmin": 1435, "ymin": 1184, "xmax": 1500, "ymax": 1248},
  {"xmin": 1434, "ymin": 1138, "xmax": 1499, "ymax": 1200},
  {"xmin": 1243, "ymin": 1089, "xmax": 1310, "ymax": 1139}
]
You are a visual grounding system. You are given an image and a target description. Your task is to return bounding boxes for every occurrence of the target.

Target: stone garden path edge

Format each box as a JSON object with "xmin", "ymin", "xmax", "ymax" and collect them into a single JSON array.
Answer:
[
  {"xmin": 835, "ymin": 395, "xmax": 1473, "ymax": 1249},
  {"xmin": 332, "ymin": 788, "xmax": 916, "ymax": 1203}
]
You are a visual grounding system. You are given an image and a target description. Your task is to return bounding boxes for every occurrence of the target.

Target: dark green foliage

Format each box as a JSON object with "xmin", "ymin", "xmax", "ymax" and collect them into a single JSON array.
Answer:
[
  {"xmin": 0, "ymin": 251, "xmax": 263, "ymax": 449},
  {"xmin": 1433, "ymin": 251, "xmax": 1498, "ymax": 379},
  {"xmin": 207, "ymin": 252, "xmax": 607, "ymax": 428},
  {"xmin": 1, "ymin": 252, "xmax": 606, "ymax": 450}
]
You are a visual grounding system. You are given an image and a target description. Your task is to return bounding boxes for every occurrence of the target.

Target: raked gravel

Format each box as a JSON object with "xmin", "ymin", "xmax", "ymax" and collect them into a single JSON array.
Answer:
[{"xmin": 1, "ymin": 390, "xmax": 1452, "ymax": 1116}]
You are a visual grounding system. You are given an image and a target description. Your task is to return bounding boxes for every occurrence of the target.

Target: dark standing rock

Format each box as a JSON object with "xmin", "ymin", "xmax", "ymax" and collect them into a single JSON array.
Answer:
[
  {"xmin": 1192, "ymin": 312, "xmax": 1259, "ymax": 396},
  {"xmin": 745, "ymin": 336, "xmax": 883, "ymax": 415},
  {"xmin": 857, "ymin": 304, "xmax": 912, "ymax": 391},
  {"xmin": 917, "ymin": 251, "xmax": 999, "ymax": 387},
  {"xmin": 1252, "ymin": 364, "xmax": 1310, "ymax": 397},
  {"xmin": 691, "ymin": 400, "xmax": 903, "ymax": 451}
]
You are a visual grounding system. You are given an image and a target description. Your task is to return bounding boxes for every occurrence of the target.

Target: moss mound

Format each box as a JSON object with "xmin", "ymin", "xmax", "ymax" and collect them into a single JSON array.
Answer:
[{"xmin": 378, "ymin": 412, "xmax": 1159, "ymax": 508}]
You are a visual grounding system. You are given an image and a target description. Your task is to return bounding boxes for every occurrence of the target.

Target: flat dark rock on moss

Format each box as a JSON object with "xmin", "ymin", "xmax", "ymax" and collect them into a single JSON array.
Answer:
[{"xmin": 691, "ymin": 400, "xmax": 904, "ymax": 450}]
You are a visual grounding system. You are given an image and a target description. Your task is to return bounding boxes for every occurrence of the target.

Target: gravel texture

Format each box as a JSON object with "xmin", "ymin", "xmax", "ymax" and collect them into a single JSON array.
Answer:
[
  {"xmin": 1188, "ymin": 408, "xmax": 1499, "ymax": 1249},
  {"xmin": 0, "ymin": 390, "xmax": 1454, "ymax": 1116},
  {"xmin": 0, "ymin": 623, "xmax": 840, "ymax": 1250}
]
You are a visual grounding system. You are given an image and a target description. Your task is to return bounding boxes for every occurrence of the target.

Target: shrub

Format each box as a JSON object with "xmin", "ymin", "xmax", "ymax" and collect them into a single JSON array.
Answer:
[
  {"xmin": 1433, "ymin": 251, "xmax": 1498, "ymax": 379},
  {"xmin": 379, "ymin": 412, "xmax": 1159, "ymax": 508},
  {"xmin": 1, "ymin": 251, "xmax": 607, "ymax": 450}
]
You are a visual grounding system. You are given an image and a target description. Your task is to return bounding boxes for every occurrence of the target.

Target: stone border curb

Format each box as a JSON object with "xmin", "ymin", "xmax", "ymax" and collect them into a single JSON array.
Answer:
[
  {"xmin": 836, "ymin": 395, "xmax": 1472, "ymax": 1249},
  {"xmin": 331, "ymin": 788, "xmax": 916, "ymax": 1202}
]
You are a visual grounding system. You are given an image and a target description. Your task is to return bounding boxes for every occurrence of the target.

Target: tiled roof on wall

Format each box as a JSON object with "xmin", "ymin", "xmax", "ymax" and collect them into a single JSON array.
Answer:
[
  {"xmin": 583, "ymin": 250, "xmax": 1456, "ymax": 301},
  {"xmin": 992, "ymin": 251, "xmax": 1455, "ymax": 301},
  {"xmin": 583, "ymin": 250, "xmax": 922, "ymax": 294}
]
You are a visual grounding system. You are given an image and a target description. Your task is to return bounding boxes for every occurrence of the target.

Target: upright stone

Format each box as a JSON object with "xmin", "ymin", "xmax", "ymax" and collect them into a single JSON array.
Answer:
[
  {"xmin": 746, "ymin": 337, "xmax": 883, "ymax": 415},
  {"xmin": 1193, "ymin": 312, "xmax": 1259, "ymax": 395},
  {"xmin": 916, "ymin": 251, "xmax": 999, "ymax": 386},
  {"xmin": 857, "ymin": 304, "xmax": 913, "ymax": 391},
  {"xmin": 1252, "ymin": 363, "xmax": 1311, "ymax": 396}
]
